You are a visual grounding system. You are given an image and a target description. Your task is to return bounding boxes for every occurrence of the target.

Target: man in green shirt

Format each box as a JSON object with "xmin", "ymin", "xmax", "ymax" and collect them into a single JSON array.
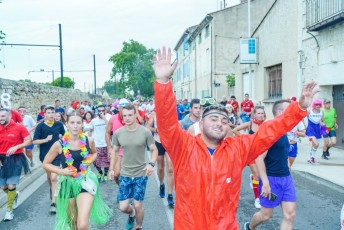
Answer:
[
  {"xmin": 322, "ymin": 99, "xmax": 338, "ymax": 159},
  {"xmin": 109, "ymin": 103, "xmax": 158, "ymax": 230}
]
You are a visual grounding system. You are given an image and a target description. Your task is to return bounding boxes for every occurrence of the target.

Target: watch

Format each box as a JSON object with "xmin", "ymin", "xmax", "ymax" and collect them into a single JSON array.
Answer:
[{"xmin": 148, "ymin": 162, "xmax": 155, "ymax": 167}]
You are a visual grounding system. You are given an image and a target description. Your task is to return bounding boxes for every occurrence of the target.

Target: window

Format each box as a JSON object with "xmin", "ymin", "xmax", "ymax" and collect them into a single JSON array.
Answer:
[
  {"xmin": 267, "ymin": 65, "xmax": 282, "ymax": 99},
  {"xmin": 183, "ymin": 60, "xmax": 189, "ymax": 78},
  {"xmin": 198, "ymin": 33, "xmax": 202, "ymax": 44},
  {"xmin": 176, "ymin": 68, "xmax": 180, "ymax": 82},
  {"xmin": 205, "ymin": 25, "xmax": 210, "ymax": 38}
]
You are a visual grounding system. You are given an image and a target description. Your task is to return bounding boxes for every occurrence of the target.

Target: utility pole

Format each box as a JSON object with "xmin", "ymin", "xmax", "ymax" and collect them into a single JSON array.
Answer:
[
  {"xmin": 248, "ymin": 0, "xmax": 253, "ymax": 99},
  {"xmin": 59, "ymin": 24, "xmax": 64, "ymax": 87},
  {"xmin": 93, "ymin": 54, "xmax": 96, "ymax": 94}
]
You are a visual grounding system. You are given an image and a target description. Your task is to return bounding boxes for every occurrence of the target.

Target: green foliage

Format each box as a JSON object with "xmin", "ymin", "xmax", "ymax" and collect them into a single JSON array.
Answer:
[
  {"xmin": 226, "ymin": 73, "xmax": 236, "ymax": 87},
  {"xmin": 108, "ymin": 40, "xmax": 155, "ymax": 97},
  {"xmin": 0, "ymin": 30, "xmax": 5, "ymax": 40},
  {"xmin": 51, "ymin": 76, "xmax": 75, "ymax": 88}
]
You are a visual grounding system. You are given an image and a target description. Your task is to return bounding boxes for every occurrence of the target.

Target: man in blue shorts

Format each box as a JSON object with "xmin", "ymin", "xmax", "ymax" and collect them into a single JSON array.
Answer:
[
  {"xmin": 110, "ymin": 103, "xmax": 158, "ymax": 230},
  {"xmin": 245, "ymin": 100, "xmax": 297, "ymax": 230}
]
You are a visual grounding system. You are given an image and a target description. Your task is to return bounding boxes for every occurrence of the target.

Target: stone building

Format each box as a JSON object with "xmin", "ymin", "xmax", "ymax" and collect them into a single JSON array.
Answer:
[{"xmin": 172, "ymin": 0, "xmax": 276, "ymax": 100}]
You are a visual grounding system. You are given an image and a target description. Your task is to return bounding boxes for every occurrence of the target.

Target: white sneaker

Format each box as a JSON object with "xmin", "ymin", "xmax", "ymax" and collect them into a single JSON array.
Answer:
[
  {"xmin": 4, "ymin": 210, "xmax": 14, "ymax": 221},
  {"xmin": 254, "ymin": 198, "xmax": 261, "ymax": 209},
  {"xmin": 12, "ymin": 191, "xmax": 20, "ymax": 210}
]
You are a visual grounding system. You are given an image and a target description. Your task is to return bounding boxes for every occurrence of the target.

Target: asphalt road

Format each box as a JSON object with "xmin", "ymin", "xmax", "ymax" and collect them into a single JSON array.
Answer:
[
  {"xmin": 1, "ymin": 167, "xmax": 343, "ymax": 230},
  {"xmin": 0, "ymin": 172, "xmax": 171, "ymax": 230},
  {"xmin": 237, "ymin": 167, "xmax": 344, "ymax": 230}
]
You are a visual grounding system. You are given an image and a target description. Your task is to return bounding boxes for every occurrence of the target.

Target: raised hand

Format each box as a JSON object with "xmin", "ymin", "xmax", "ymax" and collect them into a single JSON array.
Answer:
[
  {"xmin": 153, "ymin": 47, "xmax": 178, "ymax": 83},
  {"xmin": 298, "ymin": 81, "xmax": 319, "ymax": 110}
]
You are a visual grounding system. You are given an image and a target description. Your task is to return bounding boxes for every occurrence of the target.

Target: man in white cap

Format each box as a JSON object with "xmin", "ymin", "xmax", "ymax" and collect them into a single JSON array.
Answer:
[
  {"xmin": 89, "ymin": 103, "xmax": 112, "ymax": 182},
  {"xmin": 105, "ymin": 98, "xmax": 129, "ymax": 184}
]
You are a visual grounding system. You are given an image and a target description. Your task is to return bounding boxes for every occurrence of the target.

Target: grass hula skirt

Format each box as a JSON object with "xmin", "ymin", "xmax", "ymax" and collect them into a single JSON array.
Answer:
[{"xmin": 55, "ymin": 168, "xmax": 113, "ymax": 230}]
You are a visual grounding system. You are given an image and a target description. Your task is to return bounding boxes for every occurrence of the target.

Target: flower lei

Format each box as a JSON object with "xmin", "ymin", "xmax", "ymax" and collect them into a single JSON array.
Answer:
[{"xmin": 62, "ymin": 131, "xmax": 92, "ymax": 179}]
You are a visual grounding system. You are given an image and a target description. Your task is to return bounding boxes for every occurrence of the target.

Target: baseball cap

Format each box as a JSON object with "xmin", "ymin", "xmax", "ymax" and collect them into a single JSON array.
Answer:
[
  {"xmin": 118, "ymin": 98, "xmax": 129, "ymax": 107},
  {"xmin": 324, "ymin": 99, "xmax": 331, "ymax": 104}
]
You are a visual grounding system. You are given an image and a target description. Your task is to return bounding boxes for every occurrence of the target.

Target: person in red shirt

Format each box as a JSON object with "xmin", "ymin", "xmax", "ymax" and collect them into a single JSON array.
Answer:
[
  {"xmin": 151, "ymin": 47, "xmax": 317, "ymax": 229},
  {"xmin": 0, "ymin": 108, "xmax": 32, "ymax": 221},
  {"xmin": 229, "ymin": 95, "xmax": 239, "ymax": 114},
  {"xmin": 240, "ymin": 93, "xmax": 255, "ymax": 123}
]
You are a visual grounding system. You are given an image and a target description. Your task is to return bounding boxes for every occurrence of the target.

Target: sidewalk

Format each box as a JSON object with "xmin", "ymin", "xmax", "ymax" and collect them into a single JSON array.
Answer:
[{"xmin": 292, "ymin": 137, "xmax": 344, "ymax": 187}]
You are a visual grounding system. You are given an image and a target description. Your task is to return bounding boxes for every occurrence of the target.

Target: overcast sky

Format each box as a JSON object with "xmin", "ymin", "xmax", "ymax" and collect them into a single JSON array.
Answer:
[{"xmin": 0, "ymin": 0, "xmax": 220, "ymax": 91}]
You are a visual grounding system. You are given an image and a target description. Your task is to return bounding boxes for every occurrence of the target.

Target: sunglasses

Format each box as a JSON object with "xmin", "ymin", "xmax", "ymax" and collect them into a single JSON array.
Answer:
[
  {"xmin": 314, "ymin": 104, "xmax": 321, "ymax": 106},
  {"xmin": 98, "ymin": 109, "xmax": 105, "ymax": 112},
  {"xmin": 200, "ymin": 98, "xmax": 216, "ymax": 106}
]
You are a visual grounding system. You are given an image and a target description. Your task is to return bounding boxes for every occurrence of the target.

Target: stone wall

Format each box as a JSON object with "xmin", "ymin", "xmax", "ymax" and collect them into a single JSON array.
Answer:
[{"xmin": 0, "ymin": 78, "xmax": 103, "ymax": 117}]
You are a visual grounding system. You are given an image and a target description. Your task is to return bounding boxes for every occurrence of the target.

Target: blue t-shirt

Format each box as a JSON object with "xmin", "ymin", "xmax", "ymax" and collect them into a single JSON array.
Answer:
[
  {"xmin": 264, "ymin": 134, "xmax": 290, "ymax": 177},
  {"xmin": 177, "ymin": 105, "xmax": 185, "ymax": 120},
  {"xmin": 55, "ymin": 107, "xmax": 65, "ymax": 115},
  {"xmin": 180, "ymin": 103, "xmax": 190, "ymax": 118}
]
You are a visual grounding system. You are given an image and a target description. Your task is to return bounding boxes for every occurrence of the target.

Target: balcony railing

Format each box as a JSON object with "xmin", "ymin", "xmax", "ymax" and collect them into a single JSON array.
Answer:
[{"xmin": 306, "ymin": 0, "xmax": 344, "ymax": 31}]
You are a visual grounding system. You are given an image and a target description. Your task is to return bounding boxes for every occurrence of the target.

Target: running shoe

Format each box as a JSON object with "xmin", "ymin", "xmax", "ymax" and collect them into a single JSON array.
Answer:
[
  {"xmin": 50, "ymin": 203, "xmax": 57, "ymax": 214},
  {"xmin": 97, "ymin": 173, "xmax": 102, "ymax": 182},
  {"xmin": 244, "ymin": 222, "xmax": 251, "ymax": 230},
  {"xmin": 326, "ymin": 149, "xmax": 330, "ymax": 157},
  {"xmin": 322, "ymin": 152, "xmax": 329, "ymax": 160},
  {"xmin": 12, "ymin": 191, "xmax": 20, "ymax": 210},
  {"xmin": 103, "ymin": 175, "xmax": 108, "ymax": 182},
  {"xmin": 4, "ymin": 210, "xmax": 14, "ymax": 221},
  {"xmin": 254, "ymin": 198, "xmax": 261, "ymax": 209},
  {"xmin": 167, "ymin": 194, "xmax": 174, "ymax": 208},
  {"xmin": 249, "ymin": 174, "xmax": 253, "ymax": 189},
  {"xmin": 307, "ymin": 158, "xmax": 314, "ymax": 165},
  {"xmin": 311, "ymin": 157, "xmax": 315, "ymax": 164},
  {"xmin": 159, "ymin": 184, "xmax": 165, "ymax": 198},
  {"xmin": 126, "ymin": 215, "xmax": 135, "ymax": 229}
]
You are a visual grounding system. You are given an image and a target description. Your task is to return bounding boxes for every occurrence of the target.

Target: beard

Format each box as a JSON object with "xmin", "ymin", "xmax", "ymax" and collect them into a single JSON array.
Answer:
[
  {"xmin": 0, "ymin": 119, "xmax": 10, "ymax": 126},
  {"xmin": 203, "ymin": 128, "xmax": 226, "ymax": 142}
]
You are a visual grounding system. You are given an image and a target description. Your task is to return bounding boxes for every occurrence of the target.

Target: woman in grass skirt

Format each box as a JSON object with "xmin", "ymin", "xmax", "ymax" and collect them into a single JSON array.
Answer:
[{"xmin": 43, "ymin": 112, "xmax": 112, "ymax": 230}]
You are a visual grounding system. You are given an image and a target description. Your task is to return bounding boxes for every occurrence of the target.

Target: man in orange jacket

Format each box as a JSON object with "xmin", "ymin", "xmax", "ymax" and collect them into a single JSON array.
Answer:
[{"xmin": 153, "ymin": 47, "xmax": 318, "ymax": 230}]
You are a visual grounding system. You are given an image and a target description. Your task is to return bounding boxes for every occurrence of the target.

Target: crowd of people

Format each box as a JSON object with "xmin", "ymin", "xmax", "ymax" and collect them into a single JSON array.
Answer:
[{"xmin": 0, "ymin": 47, "xmax": 341, "ymax": 229}]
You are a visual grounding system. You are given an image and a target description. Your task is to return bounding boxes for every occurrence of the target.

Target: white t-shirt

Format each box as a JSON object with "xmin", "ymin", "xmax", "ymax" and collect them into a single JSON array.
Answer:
[
  {"xmin": 146, "ymin": 104, "xmax": 155, "ymax": 114},
  {"xmin": 23, "ymin": 115, "xmax": 36, "ymax": 138},
  {"xmin": 287, "ymin": 121, "xmax": 306, "ymax": 142},
  {"xmin": 90, "ymin": 114, "xmax": 111, "ymax": 147}
]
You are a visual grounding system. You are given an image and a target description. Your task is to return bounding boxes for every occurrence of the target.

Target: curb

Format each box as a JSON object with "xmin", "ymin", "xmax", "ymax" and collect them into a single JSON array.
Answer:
[{"xmin": 0, "ymin": 166, "xmax": 45, "ymax": 208}]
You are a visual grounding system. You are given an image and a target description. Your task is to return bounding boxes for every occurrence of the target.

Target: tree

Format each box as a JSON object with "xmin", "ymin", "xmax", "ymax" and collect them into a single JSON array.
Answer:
[
  {"xmin": 108, "ymin": 40, "xmax": 155, "ymax": 97},
  {"xmin": 0, "ymin": 30, "xmax": 5, "ymax": 40},
  {"xmin": 0, "ymin": 30, "xmax": 5, "ymax": 64},
  {"xmin": 226, "ymin": 73, "xmax": 236, "ymax": 87},
  {"xmin": 50, "ymin": 76, "xmax": 75, "ymax": 88}
]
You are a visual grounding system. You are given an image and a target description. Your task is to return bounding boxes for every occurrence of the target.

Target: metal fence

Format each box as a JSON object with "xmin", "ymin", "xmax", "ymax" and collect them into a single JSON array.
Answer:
[{"xmin": 306, "ymin": 0, "xmax": 344, "ymax": 27}]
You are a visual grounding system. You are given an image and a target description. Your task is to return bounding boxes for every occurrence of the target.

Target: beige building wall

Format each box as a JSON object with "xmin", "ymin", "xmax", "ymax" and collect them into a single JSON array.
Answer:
[
  {"xmin": 234, "ymin": 0, "xmax": 299, "ymax": 118},
  {"xmin": 300, "ymin": 2, "xmax": 344, "ymax": 100}
]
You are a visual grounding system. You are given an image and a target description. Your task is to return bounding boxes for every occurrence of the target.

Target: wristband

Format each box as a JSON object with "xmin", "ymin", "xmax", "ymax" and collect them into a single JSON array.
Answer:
[{"xmin": 148, "ymin": 162, "xmax": 155, "ymax": 167}]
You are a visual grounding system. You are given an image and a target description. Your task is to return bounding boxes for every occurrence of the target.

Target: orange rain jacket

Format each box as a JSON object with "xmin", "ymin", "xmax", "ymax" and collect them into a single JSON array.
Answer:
[{"xmin": 154, "ymin": 81, "xmax": 307, "ymax": 230}]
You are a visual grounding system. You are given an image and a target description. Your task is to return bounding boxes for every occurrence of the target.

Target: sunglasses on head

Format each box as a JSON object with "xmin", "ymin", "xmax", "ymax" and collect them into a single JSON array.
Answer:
[
  {"xmin": 200, "ymin": 98, "xmax": 216, "ymax": 106},
  {"xmin": 255, "ymin": 106, "xmax": 265, "ymax": 109},
  {"xmin": 0, "ymin": 108, "xmax": 10, "ymax": 112}
]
